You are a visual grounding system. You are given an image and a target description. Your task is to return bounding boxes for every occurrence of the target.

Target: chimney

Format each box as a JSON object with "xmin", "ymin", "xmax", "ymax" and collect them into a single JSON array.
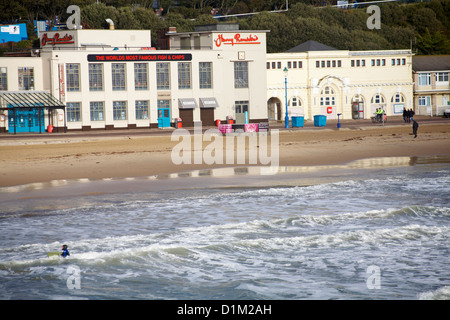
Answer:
[{"xmin": 105, "ymin": 19, "xmax": 115, "ymax": 30}]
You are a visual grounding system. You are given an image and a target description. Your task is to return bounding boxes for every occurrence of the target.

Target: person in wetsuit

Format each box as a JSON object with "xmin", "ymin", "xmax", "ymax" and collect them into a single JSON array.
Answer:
[{"xmin": 61, "ymin": 244, "xmax": 70, "ymax": 258}]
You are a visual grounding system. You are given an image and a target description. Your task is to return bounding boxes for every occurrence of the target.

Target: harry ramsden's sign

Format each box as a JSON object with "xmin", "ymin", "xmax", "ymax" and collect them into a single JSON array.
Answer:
[
  {"xmin": 87, "ymin": 54, "xmax": 192, "ymax": 62},
  {"xmin": 215, "ymin": 33, "xmax": 260, "ymax": 47},
  {"xmin": 41, "ymin": 33, "xmax": 75, "ymax": 46}
]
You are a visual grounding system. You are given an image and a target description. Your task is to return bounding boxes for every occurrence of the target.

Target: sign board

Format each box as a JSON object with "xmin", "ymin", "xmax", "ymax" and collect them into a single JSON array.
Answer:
[{"xmin": 87, "ymin": 54, "xmax": 192, "ymax": 62}]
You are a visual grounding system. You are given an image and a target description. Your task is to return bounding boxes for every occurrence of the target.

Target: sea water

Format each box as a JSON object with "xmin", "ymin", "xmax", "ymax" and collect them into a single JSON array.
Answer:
[{"xmin": 0, "ymin": 156, "xmax": 449, "ymax": 300}]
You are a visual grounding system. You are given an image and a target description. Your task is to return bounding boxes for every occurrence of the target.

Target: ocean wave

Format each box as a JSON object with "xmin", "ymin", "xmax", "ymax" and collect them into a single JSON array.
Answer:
[{"xmin": 419, "ymin": 286, "xmax": 450, "ymax": 300}]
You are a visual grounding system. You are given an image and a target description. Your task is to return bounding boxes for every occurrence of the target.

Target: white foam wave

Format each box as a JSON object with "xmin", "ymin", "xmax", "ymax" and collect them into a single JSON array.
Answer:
[{"xmin": 419, "ymin": 286, "xmax": 450, "ymax": 300}]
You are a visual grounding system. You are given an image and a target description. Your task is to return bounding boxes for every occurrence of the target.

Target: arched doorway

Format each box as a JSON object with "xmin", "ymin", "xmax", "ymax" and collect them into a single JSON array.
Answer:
[
  {"xmin": 267, "ymin": 97, "xmax": 282, "ymax": 121},
  {"xmin": 351, "ymin": 94, "xmax": 365, "ymax": 119}
]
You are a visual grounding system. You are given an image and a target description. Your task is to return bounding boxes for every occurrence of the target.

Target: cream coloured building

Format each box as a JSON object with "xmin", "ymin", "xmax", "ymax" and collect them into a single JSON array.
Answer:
[
  {"xmin": 0, "ymin": 24, "xmax": 269, "ymax": 133},
  {"xmin": 266, "ymin": 40, "xmax": 414, "ymax": 122}
]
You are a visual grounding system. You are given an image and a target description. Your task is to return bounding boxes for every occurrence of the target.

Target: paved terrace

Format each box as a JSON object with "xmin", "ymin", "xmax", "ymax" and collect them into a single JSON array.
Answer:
[{"xmin": 0, "ymin": 115, "xmax": 449, "ymax": 142}]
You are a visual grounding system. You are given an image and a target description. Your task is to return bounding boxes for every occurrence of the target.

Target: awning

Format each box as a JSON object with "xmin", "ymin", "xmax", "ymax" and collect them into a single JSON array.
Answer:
[
  {"xmin": 0, "ymin": 91, "xmax": 66, "ymax": 134},
  {"xmin": 200, "ymin": 97, "xmax": 219, "ymax": 109},
  {"xmin": 178, "ymin": 98, "xmax": 198, "ymax": 109},
  {"xmin": 0, "ymin": 91, "xmax": 65, "ymax": 109}
]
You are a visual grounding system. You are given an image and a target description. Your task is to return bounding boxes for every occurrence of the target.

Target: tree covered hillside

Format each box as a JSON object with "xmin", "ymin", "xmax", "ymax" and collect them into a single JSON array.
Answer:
[{"xmin": 1, "ymin": 0, "xmax": 449, "ymax": 55}]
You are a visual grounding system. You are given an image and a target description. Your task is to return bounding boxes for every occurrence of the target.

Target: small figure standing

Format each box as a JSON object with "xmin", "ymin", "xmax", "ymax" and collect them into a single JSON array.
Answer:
[
  {"xmin": 61, "ymin": 244, "xmax": 70, "ymax": 258},
  {"xmin": 412, "ymin": 120, "xmax": 419, "ymax": 138}
]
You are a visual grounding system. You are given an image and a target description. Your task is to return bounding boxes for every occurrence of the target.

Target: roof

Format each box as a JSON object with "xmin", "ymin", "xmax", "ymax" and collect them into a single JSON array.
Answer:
[
  {"xmin": 286, "ymin": 40, "xmax": 337, "ymax": 53},
  {"xmin": 0, "ymin": 91, "xmax": 65, "ymax": 110},
  {"xmin": 412, "ymin": 55, "xmax": 450, "ymax": 72}
]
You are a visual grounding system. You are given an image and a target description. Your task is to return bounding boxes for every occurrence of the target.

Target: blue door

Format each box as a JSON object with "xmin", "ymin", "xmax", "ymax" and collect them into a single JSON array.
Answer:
[
  {"xmin": 8, "ymin": 108, "xmax": 45, "ymax": 133},
  {"xmin": 157, "ymin": 100, "xmax": 171, "ymax": 128}
]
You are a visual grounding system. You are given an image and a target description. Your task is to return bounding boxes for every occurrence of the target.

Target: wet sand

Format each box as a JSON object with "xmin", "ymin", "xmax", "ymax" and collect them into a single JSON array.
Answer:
[{"xmin": 0, "ymin": 121, "xmax": 449, "ymax": 188}]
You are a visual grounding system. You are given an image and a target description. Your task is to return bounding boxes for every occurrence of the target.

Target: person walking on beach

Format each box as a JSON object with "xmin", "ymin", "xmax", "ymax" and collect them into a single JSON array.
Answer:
[
  {"xmin": 412, "ymin": 120, "xmax": 419, "ymax": 138},
  {"xmin": 409, "ymin": 109, "xmax": 415, "ymax": 122}
]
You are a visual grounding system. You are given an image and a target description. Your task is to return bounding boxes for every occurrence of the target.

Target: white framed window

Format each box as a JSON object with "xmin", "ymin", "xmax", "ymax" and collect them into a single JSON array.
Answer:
[
  {"xmin": 178, "ymin": 62, "xmax": 191, "ymax": 89},
  {"xmin": 113, "ymin": 101, "xmax": 127, "ymax": 120},
  {"xmin": 89, "ymin": 64, "xmax": 103, "ymax": 91},
  {"xmin": 371, "ymin": 94, "xmax": 385, "ymax": 104},
  {"xmin": 90, "ymin": 101, "xmax": 104, "ymax": 121},
  {"xmin": 18, "ymin": 67, "xmax": 34, "ymax": 90},
  {"xmin": 0, "ymin": 67, "xmax": 7, "ymax": 90},
  {"xmin": 436, "ymin": 72, "xmax": 449, "ymax": 85},
  {"xmin": 199, "ymin": 62, "xmax": 212, "ymax": 89},
  {"xmin": 234, "ymin": 61, "xmax": 248, "ymax": 88},
  {"xmin": 391, "ymin": 93, "xmax": 405, "ymax": 103},
  {"xmin": 112, "ymin": 63, "xmax": 126, "ymax": 91},
  {"xmin": 418, "ymin": 96, "xmax": 431, "ymax": 106},
  {"xmin": 289, "ymin": 97, "xmax": 302, "ymax": 107},
  {"xmin": 66, "ymin": 102, "xmax": 81, "ymax": 122},
  {"xmin": 418, "ymin": 73, "xmax": 431, "ymax": 86},
  {"xmin": 135, "ymin": 100, "xmax": 149, "ymax": 120},
  {"xmin": 134, "ymin": 63, "xmax": 148, "ymax": 90},
  {"xmin": 156, "ymin": 63, "xmax": 170, "ymax": 90},
  {"xmin": 66, "ymin": 64, "xmax": 80, "ymax": 92}
]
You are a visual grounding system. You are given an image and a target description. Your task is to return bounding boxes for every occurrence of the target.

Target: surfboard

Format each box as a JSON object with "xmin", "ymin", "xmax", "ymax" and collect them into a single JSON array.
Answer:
[{"xmin": 47, "ymin": 251, "xmax": 61, "ymax": 258}]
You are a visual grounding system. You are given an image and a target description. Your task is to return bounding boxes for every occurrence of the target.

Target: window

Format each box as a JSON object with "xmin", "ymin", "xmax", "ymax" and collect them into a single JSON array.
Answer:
[
  {"xmin": 316, "ymin": 61, "xmax": 320, "ymax": 68},
  {"xmin": 66, "ymin": 64, "xmax": 80, "ymax": 92},
  {"xmin": 113, "ymin": 101, "xmax": 127, "ymax": 120},
  {"xmin": 361, "ymin": 60, "xmax": 366, "ymax": 67},
  {"xmin": 391, "ymin": 59, "xmax": 395, "ymax": 66},
  {"xmin": 436, "ymin": 72, "xmax": 449, "ymax": 83},
  {"xmin": 293, "ymin": 61, "xmax": 297, "ymax": 68},
  {"xmin": 418, "ymin": 96, "xmax": 431, "ymax": 106},
  {"xmin": 337, "ymin": 60, "xmax": 341, "ymax": 67},
  {"xmin": 277, "ymin": 62, "xmax": 281, "ymax": 69},
  {"xmin": 272, "ymin": 62, "xmax": 276, "ymax": 69},
  {"xmin": 235, "ymin": 100, "xmax": 249, "ymax": 114},
  {"xmin": 178, "ymin": 62, "xmax": 191, "ymax": 89},
  {"xmin": 289, "ymin": 97, "xmax": 301, "ymax": 107},
  {"xmin": 156, "ymin": 63, "xmax": 170, "ymax": 90},
  {"xmin": 332, "ymin": 60, "xmax": 336, "ymax": 67},
  {"xmin": 135, "ymin": 100, "xmax": 149, "ymax": 120},
  {"xmin": 402, "ymin": 58, "xmax": 406, "ymax": 65},
  {"xmin": 418, "ymin": 73, "xmax": 431, "ymax": 86},
  {"xmin": 89, "ymin": 64, "xmax": 103, "ymax": 91},
  {"xmin": 371, "ymin": 94, "xmax": 385, "ymax": 104},
  {"xmin": 266, "ymin": 62, "xmax": 270, "ymax": 69},
  {"xmin": 371, "ymin": 59, "xmax": 375, "ymax": 66},
  {"xmin": 90, "ymin": 101, "xmax": 104, "ymax": 121},
  {"xmin": 391, "ymin": 93, "xmax": 405, "ymax": 103},
  {"xmin": 382, "ymin": 59, "xmax": 385, "ymax": 66},
  {"xmin": 327, "ymin": 61, "xmax": 330, "ymax": 68},
  {"xmin": 66, "ymin": 102, "xmax": 81, "ymax": 122},
  {"xmin": 287, "ymin": 61, "xmax": 291, "ymax": 69},
  {"xmin": 320, "ymin": 86, "xmax": 335, "ymax": 106},
  {"xmin": 0, "ymin": 67, "xmax": 7, "ymax": 90},
  {"xmin": 112, "ymin": 63, "xmax": 126, "ymax": 91},
  {"xmin": 18, "ymin": 67, "xmax": 34, "ymax": 90},
  {"xmin": 321, "ymin": 61, "xmax": 325, "ymax": 68},
  {"xmin": 397, "ymin": 59, "xmax": 400, "ymax": 65},
  {"xmin": 134, "ymin": 63, "xmax": 148, "ymax": 90},
  {"xmin": 199, "ymin": 62, "xmax": 212, "ymax": 89},
  {"xmin": 234, "ymin": 61, "xmax": 248, "ymax": 88}
]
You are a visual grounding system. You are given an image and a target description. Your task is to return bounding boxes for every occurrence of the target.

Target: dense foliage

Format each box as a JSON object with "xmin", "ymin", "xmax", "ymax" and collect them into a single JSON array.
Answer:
[{"xmin": 1, "ymin": 0, "xmax": 449, "ymax": 54}]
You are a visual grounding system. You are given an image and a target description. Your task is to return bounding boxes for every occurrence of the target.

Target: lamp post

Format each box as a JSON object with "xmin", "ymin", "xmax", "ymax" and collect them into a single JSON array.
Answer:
[{"xmin": 283, "ymin": 67, "xmax": 289, "ymax": 128}]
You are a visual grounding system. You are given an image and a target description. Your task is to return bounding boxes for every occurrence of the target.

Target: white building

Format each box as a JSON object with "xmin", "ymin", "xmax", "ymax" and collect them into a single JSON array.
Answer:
[
  {"xmin": 412, "ymin": 55, "xmax": 450, "ymax": 117},
  {"xmin": 0, "ymin": 24, "xmax": 269, "ymax": 133},
  {"xmin": 266, "ymin": 40, "xmax": 414, "ymax": 122}
]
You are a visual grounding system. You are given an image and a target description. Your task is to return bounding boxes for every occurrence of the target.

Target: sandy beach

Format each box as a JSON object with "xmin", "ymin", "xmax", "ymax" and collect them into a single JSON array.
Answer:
[{"xmin": 1, "ymin": 118, "xmax": 449, "ymax": 188}]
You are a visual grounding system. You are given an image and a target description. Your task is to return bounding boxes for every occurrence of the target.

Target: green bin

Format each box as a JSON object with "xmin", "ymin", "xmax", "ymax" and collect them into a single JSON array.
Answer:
[
  {"xmin": 291, "ymin": 116, "xmax": 304, "ymax": 128},
  {"xmin": 314, "ymin": 115, "xmax": 327, "ymax": 127}
]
